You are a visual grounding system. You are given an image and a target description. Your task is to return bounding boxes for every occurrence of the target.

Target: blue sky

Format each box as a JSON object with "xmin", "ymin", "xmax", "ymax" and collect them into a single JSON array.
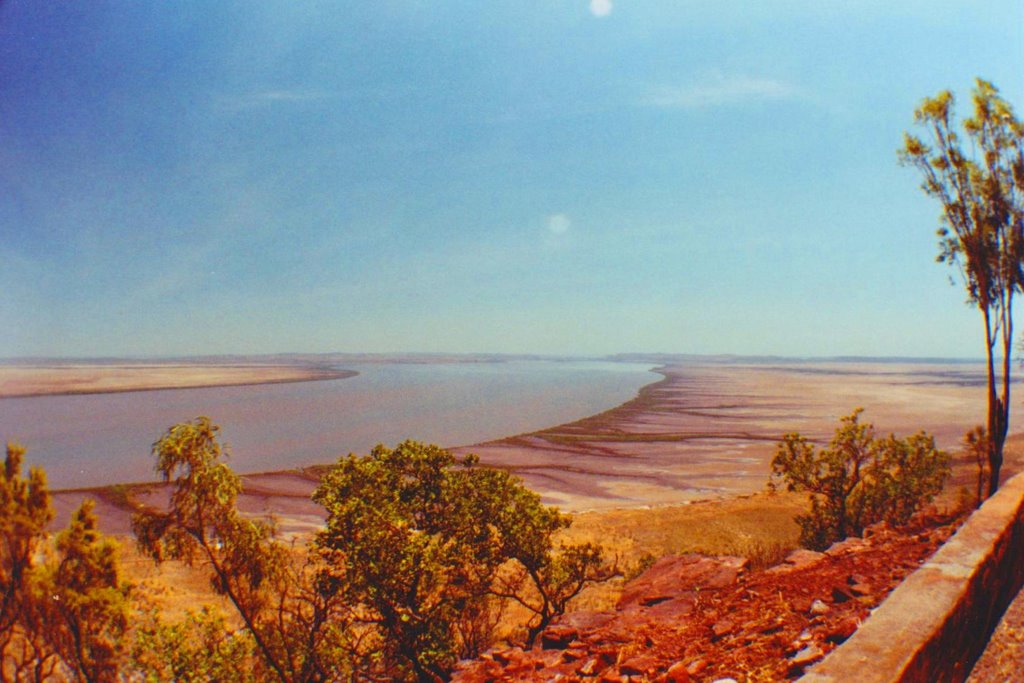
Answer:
[{"xmin": 1, "ymin": 1, "xmax": 1022, "ymax": 358}]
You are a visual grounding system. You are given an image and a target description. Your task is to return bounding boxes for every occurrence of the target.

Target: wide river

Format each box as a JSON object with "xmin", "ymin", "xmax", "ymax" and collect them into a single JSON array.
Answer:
[{"xmin": 0, "ymin": 360, "xmax": 656, "ymax": 489}]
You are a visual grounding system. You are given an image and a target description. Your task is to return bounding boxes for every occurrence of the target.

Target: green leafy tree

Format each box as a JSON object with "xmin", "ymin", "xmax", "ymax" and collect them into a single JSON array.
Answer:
[
  {"xmin": 861, "ymin": 432, "xmax": 951, "ymax": 526},
  {"xmin": 313, "ymin": 440, "xmax": 612, "ymax": 682},
  {"xmin": 771, "ymin": 409, "xmax": 950, "ymax": 550},
  {"xmin": 132, "ymin": 417, "xmax": 354, "ymax": 683},
  {"xmin": 1, "ymin": 444, "xmax": 52, "ymax": 638},
  {"xmin": 1, "ymin": 442, "xmax": 55, "ymax": 682},
  {"xmin": 32, "ymin": 499, "xmax": 130, "ymax": 682},
  {"xmin": 1, "ymin": 443, "xmax": 129, "ymax": 683},
  {"xmin": 314, "ymin": 442, "xmax": 505, "ymax": 683},
  {"xmin": 133, "ymin": 423, "xmax": 611, "ymax": 682},
  {"xmin": 901, "ymin": 78, "xmax": 1024, "ymax": 497}
]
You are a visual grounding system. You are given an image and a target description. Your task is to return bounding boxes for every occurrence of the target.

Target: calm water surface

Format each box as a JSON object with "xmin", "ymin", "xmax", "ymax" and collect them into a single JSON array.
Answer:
[{"xmin": 0, "ymin": 361, "xmax": 655, "ymax": 489}]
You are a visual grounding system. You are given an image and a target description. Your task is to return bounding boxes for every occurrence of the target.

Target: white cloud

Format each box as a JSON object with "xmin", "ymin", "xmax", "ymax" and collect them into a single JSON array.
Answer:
[
  {"xmin": 589, "ymin": 0, "xmax": 612, "ymax": 17},
  {"xmin": 257, "ymin": 90, "xmax": 327, "ymax": 103},
  {"xmin": 216, "ymin": 89, "xmax": 331, "ymax": 111},
  {"xmin": 644, "ymin": 74, "xmax": 797, "ymax": 109},
  {"xmin": 547, "ymin": 213, "xmax": 571, "ymax": 235}
]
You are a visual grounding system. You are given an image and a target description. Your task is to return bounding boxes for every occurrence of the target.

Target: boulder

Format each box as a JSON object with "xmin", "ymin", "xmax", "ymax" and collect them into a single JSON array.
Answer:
[
  {"xmin": 784, "ymin": 548, "xmax": 826, "ymax": 568},
  {"xmin": 617, "ymin": 554, "xmax": 747, "ymax": 610},
  {"xmin": 541, "ymin": 624, "xmax": 579, "ymax": 650},
  {"xmin": 712, "ymin": 619, "xmax": 735, "ymax": 638},
  {"xmin": 825, "ymin": 537, "xmax": 869, "ymax": 557},
  {"xmin": 620, "ymin": 654, "xmax": 661, "ymax": 676}
]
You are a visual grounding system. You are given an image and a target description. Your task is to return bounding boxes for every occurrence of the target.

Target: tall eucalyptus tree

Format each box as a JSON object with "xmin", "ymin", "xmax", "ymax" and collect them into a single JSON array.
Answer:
[{"xmin": 901, "ymin": 79, "xmax": 1024, "ymax": 496}]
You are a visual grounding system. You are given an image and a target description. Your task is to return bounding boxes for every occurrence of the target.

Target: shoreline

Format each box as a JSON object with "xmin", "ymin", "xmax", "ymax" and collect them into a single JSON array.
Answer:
[
  {"xmin": 46, "ymin": 359, "xmax": 1008, "ymax": 535},
  {"xmin": 0, "ymin": 364, "xmax": 357, "ymax": 399},
  {"xmin": 48, "ymin": 363, "xmax": 665, "ymax": 534}
]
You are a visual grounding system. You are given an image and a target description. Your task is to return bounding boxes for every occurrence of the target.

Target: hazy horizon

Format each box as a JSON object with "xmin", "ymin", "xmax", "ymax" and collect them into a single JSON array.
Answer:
[
  {"xmin": 2, "ymin": 2, "xmax": 1022, "ymax": 359},
  {"xmin": 0, "ymin": 350, "xmax": 992, "ymax": 365}
]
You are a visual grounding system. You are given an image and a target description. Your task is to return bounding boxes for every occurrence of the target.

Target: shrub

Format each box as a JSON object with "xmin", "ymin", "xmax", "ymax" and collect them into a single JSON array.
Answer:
[
  {"xmin": 313, "ymin": 440, "xmax": 613, "ymax": 681},
  {"xmin": 770, "ymin": 409, "xmax": 950, "ymax": 550},
  {"xmin": 130, "ymin": 607, "xmax": 256, "ymax": 683}
]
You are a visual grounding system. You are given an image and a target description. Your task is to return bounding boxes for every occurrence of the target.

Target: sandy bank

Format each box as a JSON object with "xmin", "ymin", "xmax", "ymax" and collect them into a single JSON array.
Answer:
[{"xmin": 0, "ymin": 363, "xmax": 356, "ymax": 398}]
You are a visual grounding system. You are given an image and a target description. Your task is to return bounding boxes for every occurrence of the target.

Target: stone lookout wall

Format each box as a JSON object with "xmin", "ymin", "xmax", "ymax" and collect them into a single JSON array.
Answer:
[{"xmin": 801, "ymin": 470, "xmax": 1024, "ymax": 683}]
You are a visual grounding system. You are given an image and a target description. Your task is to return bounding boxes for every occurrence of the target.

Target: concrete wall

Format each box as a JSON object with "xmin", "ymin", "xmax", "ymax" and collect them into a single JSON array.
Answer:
[{"xmin": 801, "ymin": 470, "xmax": 1024, "ymax": 683}]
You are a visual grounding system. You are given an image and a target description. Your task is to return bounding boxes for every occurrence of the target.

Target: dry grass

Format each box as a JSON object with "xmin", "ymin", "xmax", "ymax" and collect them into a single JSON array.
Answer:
[
  {"xmin": 118, "ymin": 542, "xmax": 235, "ymax": 623},
  {"xmin": 564, "ymin": 490, "xmax": 805, "ymax": 562},
  {"xmin": 556, "ymin": 491, "xmax": 805, "ymax": 613},
  {"xmin": 930, "ymin": 431, "xmax": 1024, "ymax": 516},
  {"xmin": 113, "ymin": 489, "xmax": 806, "ymax": 638}
]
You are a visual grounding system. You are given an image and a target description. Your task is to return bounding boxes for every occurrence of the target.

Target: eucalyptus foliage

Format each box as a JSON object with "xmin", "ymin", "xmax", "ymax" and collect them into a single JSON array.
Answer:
[
  {"xmin": 901, "ymin": 78, "xmax": 1024, "ymax": 496},
  {"xmin": 134, "ymin": 418, "xmax": 354, "ymax": 683}
]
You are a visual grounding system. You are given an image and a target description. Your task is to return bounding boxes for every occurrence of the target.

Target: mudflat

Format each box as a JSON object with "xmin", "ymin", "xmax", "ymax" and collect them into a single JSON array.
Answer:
[
  {"xmin": 456, "ymin": 360, "xmax": 1004, "ymax": 511},
  {"xmin": 0, "ymin": 363, "xmax": 355, "ymax": 398},
  {"xmin": 49, "ymin": 359, "xmax": 1012, "ymax": 535}
]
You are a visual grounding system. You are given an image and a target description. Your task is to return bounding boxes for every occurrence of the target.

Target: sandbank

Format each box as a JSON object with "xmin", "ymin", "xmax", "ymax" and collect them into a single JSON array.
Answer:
[{"xmin": 0, "ymin": 363, "xmax": 355, "ymax": 399}]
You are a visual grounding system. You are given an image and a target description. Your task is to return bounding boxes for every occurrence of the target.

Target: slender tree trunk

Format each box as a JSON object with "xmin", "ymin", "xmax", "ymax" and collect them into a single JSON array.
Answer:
[
  {"xmin": 201, "ymin": 538, "xmax": 290, "ymax": 683},
  {"xmin": 993, "ymin": 294, "xmax": 1014, "ymax": 495},
  {"xmin": 523, "ymin": 567, "xmax": 553, "ymax": 649},
  {"xmin": 983, "ymin": 308, "xmax": 1005, "ymax": 496}
]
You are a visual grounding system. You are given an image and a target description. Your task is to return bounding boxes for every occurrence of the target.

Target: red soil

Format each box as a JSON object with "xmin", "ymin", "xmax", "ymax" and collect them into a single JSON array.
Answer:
[{"xmin": 453, "ymin": 515, "xmax": 961, "ymax": 683}]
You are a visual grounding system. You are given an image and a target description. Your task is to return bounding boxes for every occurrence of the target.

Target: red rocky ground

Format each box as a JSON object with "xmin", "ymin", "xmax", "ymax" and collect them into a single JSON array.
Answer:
[{"xmin": 453, "ymin": 516, "xmax": 961, "ymax": 683}]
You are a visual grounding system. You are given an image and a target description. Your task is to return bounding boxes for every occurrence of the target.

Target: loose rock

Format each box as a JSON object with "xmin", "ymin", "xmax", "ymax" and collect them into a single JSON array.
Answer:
[
  {"xmin": 451, "ymin": 517, "xmax": 957, "ymax": 683},
  {"xmin": 810, "ymin": 598, "xmax": 830, "ymax": 615},
  {"xmin": 663, "ymin": 661, "xmax": 691, "ymax": 682}
]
